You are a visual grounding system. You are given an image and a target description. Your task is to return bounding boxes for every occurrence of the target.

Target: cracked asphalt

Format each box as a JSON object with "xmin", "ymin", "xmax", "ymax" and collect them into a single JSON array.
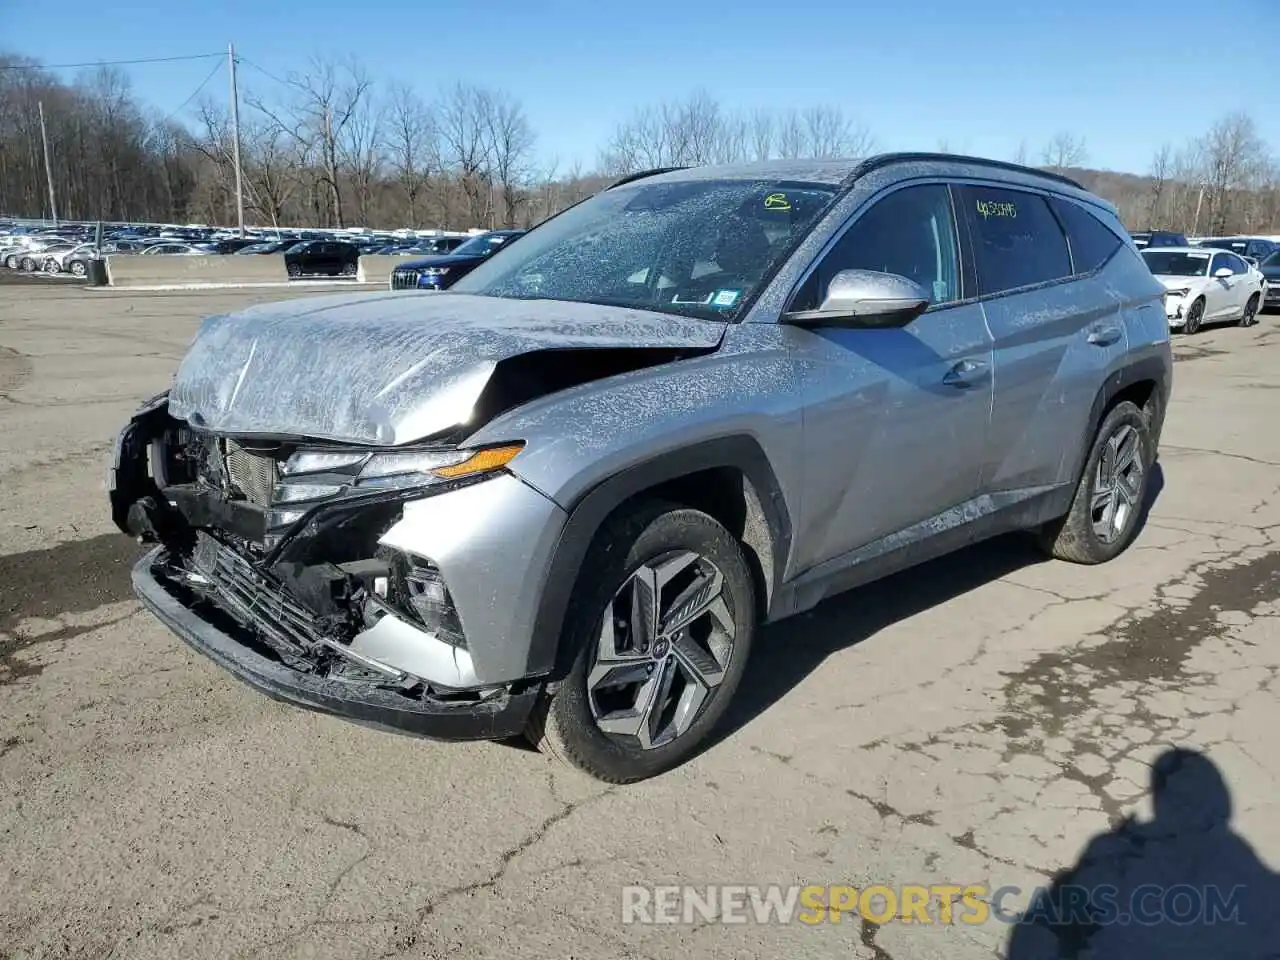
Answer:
[{"xmin": 2, "ymin": 286, "xmax": 1278, "ymax": 959}]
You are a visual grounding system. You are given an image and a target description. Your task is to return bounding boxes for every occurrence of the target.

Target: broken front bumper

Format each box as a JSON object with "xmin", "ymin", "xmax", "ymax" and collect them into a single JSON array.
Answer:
[{"xmin": 133, "ymin": 547, "xmax": 540, "ymax": 740}]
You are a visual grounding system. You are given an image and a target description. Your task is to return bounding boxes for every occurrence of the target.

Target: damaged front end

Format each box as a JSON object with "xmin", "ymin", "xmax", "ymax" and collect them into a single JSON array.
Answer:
[{"xmin": 110, "ymin": 392, "xmax": 542, "ymax": 740}]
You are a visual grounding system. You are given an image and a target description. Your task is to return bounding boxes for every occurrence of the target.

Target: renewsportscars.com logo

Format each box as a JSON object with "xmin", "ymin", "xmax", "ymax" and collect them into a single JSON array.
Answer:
[{"xmin": 621, "ymin": 883, "xmax": 1247, "ymax": 927}]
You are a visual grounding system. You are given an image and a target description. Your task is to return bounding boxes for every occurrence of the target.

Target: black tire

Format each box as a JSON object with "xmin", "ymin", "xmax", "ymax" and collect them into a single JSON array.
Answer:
[
  {"xmin": 19, "ymin": 257, "xmax": 36, "ymax": 272},
  {"xmin": 286, "ymin": 262, "xmax": 302, "ymax": 278},
  {"xmin": 1037, "ymin": 401, "xmax": 1153, "ymax": 564},
  {"xmin": 341, "ymin": 261, "xmax": 357, "ymax": 276},
  {"xmin": 1239, "ymin": 293, "xmax": 1260, "ymax": 327},
  {"xmin": 1183, "ymin": 297, "xmax": 1204, "ymax": 335},
  {"xmin": 43, "ymin": 258, "xmax": 60, "ymax": 274},
  {"xmin": 527, "ymin": 502, "xmax": 755, "ymax": 783},
  {"xmin": 69, "ymin": 260, "xmax": 87, "ymax": 278},
  {"xmin": 3, "ymin": 255, "xmax": 17, "ymax": 270}
]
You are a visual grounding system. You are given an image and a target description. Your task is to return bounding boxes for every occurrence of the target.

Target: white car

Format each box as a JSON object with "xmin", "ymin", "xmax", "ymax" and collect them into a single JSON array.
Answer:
[
  {"xmin": 139, "ymin": 242, "xmax": 211, "ymax": 256},
  {"xmin": 42, "ymin": 243, "xmax": 96, "ymax": 273},
  {"xmin": 1141, "ymin": 246, "xmax": 1264, "ymax": 333}
]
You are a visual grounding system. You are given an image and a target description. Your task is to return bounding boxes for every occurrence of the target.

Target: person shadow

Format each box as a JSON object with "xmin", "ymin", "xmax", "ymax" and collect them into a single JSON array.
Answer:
[{"xmin": 1005, "ymin": 747, "xmax": 1280, "ymax": 959}]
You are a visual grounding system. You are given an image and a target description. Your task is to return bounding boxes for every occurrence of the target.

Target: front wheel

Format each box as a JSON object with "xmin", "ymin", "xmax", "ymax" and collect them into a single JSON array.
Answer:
[
  {"xmin": 527, "ymin": 503, "xmax": 755, "ymax": 783},
  {"xmin": 1037, "ymin": 401, "xmax": 1153, "ymax": 564},
  {"xmin": 1183, "ymin": 297, "xmax": 1204, "ymax": 334},
  {"xmin": 286, "ymin": 262, "xmax": 302, "ymax": 278},
  {"xmin": 69, "ymin": 260, "xmax": 87, "ymax": 278},
  {"xmin": 43, "ymin": 259, "xmax": 60, "ymax": 274},
  {"xmin": 1239, "ymin": 293, "xmax": 1260, "ymax": 327}
]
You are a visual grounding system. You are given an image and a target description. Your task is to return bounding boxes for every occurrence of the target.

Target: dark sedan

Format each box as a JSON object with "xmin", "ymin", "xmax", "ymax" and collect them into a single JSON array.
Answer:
[{"xmin": 389, "ymin": 229, "xmax": 525, "ymax": 290}]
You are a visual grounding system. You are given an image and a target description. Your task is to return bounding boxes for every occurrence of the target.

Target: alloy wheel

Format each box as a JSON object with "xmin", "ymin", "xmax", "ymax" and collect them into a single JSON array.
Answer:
[
  {"xmin": 1090, "ymin": 423, "xmax": 1144, "ymax": 544},
  {"xmin": 587, "ymin": 550, "xmax": 735, "ymax": 750},
  {"xmin": 1184, "ymin": 300, "xmax": 1203, "ymax": 334}
]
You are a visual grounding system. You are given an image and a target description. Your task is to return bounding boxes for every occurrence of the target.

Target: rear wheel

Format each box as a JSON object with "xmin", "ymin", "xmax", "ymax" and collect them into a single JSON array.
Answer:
[
  {"xmin": 69, "ymin": 260, "xmax": 87, "ymax": 278},
  {"xmin": 19, "ymin": 256, "xmax": 36, "ymax": 272},
  {"xmin": 527, "ymin": 503, "xmax": 755, "ymax": 783},
  {"xmin": 341, "ymin": 261, "xmax": 357, "ymax": 276},
  {"xmin": 43, "ymin": 258, "xmax": 60, "ymax": 274},
  {"xmin": 1037, "ymin": 401, "xmax": 1152, "ymax": 564},
  {"xmin": 1183, "ymin": 297, "xmax": 1204, "ymax": 334},
  {"xmin": 1239, "ymin": 293, "xmax": 1260, "ymax": 327},
  {"xmin": 3, "ymin": 254, "xmax": 18, "ymax": 269}
]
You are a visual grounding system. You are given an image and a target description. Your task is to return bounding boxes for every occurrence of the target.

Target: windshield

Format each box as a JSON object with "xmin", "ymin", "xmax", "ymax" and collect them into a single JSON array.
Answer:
[
  {"xmin": 1142, "ymin": 250, "xmax": 1209, "ymax": 277},
  {"xmin": 452, "ymin": 233, "xmax": 516, "ymax": 257},
  {"xmin": 450, "ymin": 179, "xmax": 838, "ymax": 319},
  {"xmin": 1263, "ymin": 250, "xmax": 1280, "ymax": 268}
]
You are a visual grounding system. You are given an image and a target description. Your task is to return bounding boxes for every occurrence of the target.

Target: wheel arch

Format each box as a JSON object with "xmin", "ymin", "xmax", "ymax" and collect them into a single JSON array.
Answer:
[
  {"xmin": 524, "ymin": 435, "xmax": 792, "ymax": 681},
  {"xmin": 1075, "ymin": 354, "xmax": 1170, "ymax": 483}
]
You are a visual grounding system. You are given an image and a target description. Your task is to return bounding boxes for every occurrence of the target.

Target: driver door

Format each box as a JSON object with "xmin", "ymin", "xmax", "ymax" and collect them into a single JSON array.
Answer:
[
  {"xmin": 789, "ymin": 183, "xmax": 994, "ymax": 573},
  {"xmin": 1207, "ymin": 252, "xmax": 1244, "ymax": 319}
]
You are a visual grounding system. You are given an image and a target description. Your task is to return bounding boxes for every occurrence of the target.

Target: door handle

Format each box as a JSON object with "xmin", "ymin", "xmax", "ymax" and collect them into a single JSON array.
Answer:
[
  {"xmin": 942, "ymin": 358, "xmax": 987, "ymax": 387},
  {"xmin": 1086, "ymin": 323, "xmax": 1122, "ymax": 346}
]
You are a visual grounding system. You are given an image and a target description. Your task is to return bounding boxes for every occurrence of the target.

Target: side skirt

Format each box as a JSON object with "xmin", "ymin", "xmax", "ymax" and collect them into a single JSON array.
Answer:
[{"xmin": 771, "ymin": 483, "xmax": 1073, "ymax": 620}]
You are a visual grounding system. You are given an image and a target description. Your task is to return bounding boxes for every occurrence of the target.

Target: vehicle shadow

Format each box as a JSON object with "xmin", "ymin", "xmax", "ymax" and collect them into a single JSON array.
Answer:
[
  {"xmin": 1005, "ymin": 748, "xmax": 1280, "ymax": 959},
  {"xmin": 711, "ymin": 461, "xmax": 1164, "ymax": 747}
]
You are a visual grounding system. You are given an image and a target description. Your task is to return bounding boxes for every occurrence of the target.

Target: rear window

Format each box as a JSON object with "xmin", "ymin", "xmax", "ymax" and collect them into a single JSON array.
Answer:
[
  {"xmin": 1051, "ymin": 199, "xmax": 1124, "ymax": 274},
  {"xmin": 959, "ymin": 186, "xmax": 1071, "ymax": 295}
]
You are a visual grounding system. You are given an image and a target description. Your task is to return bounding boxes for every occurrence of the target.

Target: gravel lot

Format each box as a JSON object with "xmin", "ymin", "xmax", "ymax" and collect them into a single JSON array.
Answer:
[{"xmin": 2, "ymin": 285, "xmax": 1278, "ymax": 959}]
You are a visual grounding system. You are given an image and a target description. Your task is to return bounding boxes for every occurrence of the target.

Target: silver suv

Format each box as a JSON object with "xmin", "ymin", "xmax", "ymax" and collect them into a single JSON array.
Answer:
[{"xmin": 110, "ymin": 154, "xmax": 1172, "ymax": 783}]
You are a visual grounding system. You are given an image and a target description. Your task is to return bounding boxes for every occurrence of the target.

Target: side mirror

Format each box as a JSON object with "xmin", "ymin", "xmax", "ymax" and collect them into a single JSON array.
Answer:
[
  {"xmin": 785, "ymin": 269, "xmax": 931, "ymax": 329},
  {"xmin": 1214, "ymin": 267, "xmax": 1234, "ymax": 278}
]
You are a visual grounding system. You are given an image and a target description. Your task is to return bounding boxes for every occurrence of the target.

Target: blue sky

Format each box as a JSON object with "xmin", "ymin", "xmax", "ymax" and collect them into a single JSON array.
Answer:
[{"xmin": 3, "ymin": 0, "xmax": 1275, "ymax": 175}]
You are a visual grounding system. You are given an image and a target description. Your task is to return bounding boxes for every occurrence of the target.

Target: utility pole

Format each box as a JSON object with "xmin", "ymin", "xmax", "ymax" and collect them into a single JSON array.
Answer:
[
  {"xmin": 228, "ymin": 42, "xmax": 246, "ymax": 236},
  {"xmin": 1192, "ymin": 181, "xmax": 1207, "ymax": 236},
  {"xmin": 37, "ymin": 101, "xmax": 58, "ymax": 226}
]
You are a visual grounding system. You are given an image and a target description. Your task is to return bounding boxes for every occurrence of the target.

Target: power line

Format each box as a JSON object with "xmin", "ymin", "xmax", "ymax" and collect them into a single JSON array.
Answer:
[
  {"xmin": 155, "ymin": 59, "xmax": 224, "ymax": 126},
  {"xmin": 0, "ymin": 52, "xmax": 224, "ymax": 72},
  {"xmin": 238, "ymin": 57, "xmax": 293, "ymax": 88}
]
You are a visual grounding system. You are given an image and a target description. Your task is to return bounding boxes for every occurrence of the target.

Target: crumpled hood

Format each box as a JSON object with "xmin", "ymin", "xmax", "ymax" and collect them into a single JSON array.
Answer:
[{"xmin": 166, "ymin": 291, "xmax": 726, "ymax": 445}]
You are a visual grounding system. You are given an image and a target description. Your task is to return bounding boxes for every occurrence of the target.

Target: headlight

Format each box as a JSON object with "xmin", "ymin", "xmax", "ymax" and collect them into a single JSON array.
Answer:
[
  {"xmin": 276, "ymin": 442, "xmax": 524, "ymax": 498},
  {"xmin": 1165, "ymin": 288, "xmax": 1190, "ymax": 297}
]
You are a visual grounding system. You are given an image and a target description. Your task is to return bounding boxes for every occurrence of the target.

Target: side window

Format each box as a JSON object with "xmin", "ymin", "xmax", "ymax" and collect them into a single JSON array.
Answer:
[
  {"xmin": 1050, "ymin": 199, "xmax": 1123, "ymax": 275},
  {"xmin": 1209, "ymin": 252, "xmax": 1230, "ymax": 276},
  {"xmin": 959, "ymin": 186, "xmax": 1071, "ymax": 295},
  {"xmin": 791, "ymin": 184, "xmax": 961, "ymax": 311},
  {"xmin": 1226, "ymin": 253, "xmax": 1249, "ymax": 275}
]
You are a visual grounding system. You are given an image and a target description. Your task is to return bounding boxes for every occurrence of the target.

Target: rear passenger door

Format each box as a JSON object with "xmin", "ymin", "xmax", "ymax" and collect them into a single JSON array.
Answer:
[{"xmin": 960, "ymin": 186, "xmax": 1130, "ymax": 496}]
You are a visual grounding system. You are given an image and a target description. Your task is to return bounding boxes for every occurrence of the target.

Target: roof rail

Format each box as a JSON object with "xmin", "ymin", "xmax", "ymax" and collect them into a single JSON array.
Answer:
[
  {"xmin": 844, "ymin": 152, "xmax": 1087, "ymax": 191},
  {"xmin": 607, "ymin": 166, "xmax": 689, "ymax": 189}
]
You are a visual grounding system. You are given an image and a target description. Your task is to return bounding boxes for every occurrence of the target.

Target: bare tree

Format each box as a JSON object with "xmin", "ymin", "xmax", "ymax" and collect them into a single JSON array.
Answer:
[
  {"xmin": 1145, "ymin": 142, "xmax": 1174, "ymax": 227},
  {"xmin": 1041, "ymin": 131, "xmax": 1088, "ymax": 170},
  {"xmin": 438, "ymin": 82, "xmax": 493, "ymax": 226},
  {"xmin": 1012, "ymin": 139, "xmax": 1030, "ymax": 166},
  {"xmin": 339, "ymin": 93, "xmax": 384, "ymax": 225},
  {"xmin": 775, "ymin": 108, "xmax": 805, "ymax": 159},
  {"xmin": 248, "ymin": 55, "xmax": 373, "ymax": 227},
  {"xmin": 384, "ymin": 83, "xmax": 435, "ymax": 227},
  {"xmin": 484, "ymin": 91, "xmax": 535, "ymax": 228},
  {"xmin": 748, "ymin": 109, "xmax": 774, "ymax": 161},
  {"xmin": 1194, "ymin": 111, "xmax": 1268, "ymax": 234}
]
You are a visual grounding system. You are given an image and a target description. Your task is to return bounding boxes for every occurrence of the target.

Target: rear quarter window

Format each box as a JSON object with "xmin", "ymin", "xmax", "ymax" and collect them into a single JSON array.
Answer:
[
  {"xmin": 959, "ymin": 186, "xmax": 1071, "ymax": 296},
  {"xmin": 1050, "ymin": 198, "xmax": 1124, "ymax": 274}
]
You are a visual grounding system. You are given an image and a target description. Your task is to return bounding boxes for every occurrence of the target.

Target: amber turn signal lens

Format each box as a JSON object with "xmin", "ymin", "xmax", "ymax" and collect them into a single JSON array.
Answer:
[{"xmin": 430, "ymin": 443, "xmax": 525, "ymax": 479}]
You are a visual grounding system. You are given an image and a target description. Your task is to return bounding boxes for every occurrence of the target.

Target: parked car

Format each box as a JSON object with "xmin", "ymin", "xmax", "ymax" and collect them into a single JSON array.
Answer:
[
  {"xmin": 20, "ymin": 241, "xmax": 75, "ymax": 271},
  {"xmin": 235, "ymin": 241, "xmax": 292, "ymax": 255},
  {"xmin": 208, "ymin": 238, "xmax": 263, "ymax": 254},
  {"xmin": 1193, "ymin": 236, "xmax": 1278, "ymax": 261},
  {"xmin": 110, "ymin": 154, "xmax": 1171, "ymax": 783},
  {"xmin": 2, "ymin": 236, "xmax": 62, "ymax": 269},
  {"xmin": 61, "ymin": 241, "xmax": 145, "ymax": 278},
  {"xmin": 41, "ymin": 242, "xmax": 97, "ymax": 274},
  {"xmin": 1142, "ymin": 246, "xmax": 1263, "ymax": 332},
  {"xmin": 140, "ymin": 242, "xmax": 211, "ymax": 256},
  {"xmin": 283, "ymin": 239, "xmax": 360, "ymax": 277},
  {"xmin": 1129, "ymin": 229, "xmax": 1188, "ymax": 249},
  {"xmin": 388, "ymin": 229, "xmax": 526, "ymax": 289},
  {"xmin": 1258, "ymin": 249, "xmax": 1280, "ymax": 313}
]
